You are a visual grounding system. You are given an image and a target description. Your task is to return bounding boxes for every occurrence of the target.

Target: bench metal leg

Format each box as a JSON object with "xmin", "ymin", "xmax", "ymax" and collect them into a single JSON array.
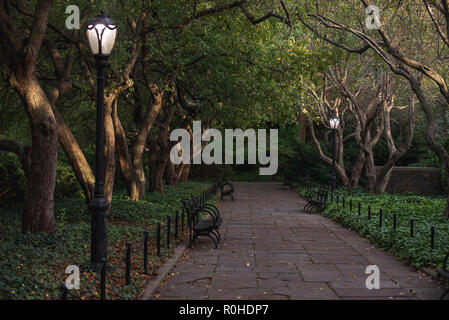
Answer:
[
  {"xmin": 216, "ymin": 229, "xmax": 221, "ymax": 241},
  {"xmin": 207, "ymin": 234, "xmax": 218, "ymax": 248},
  {"xmin": 189, "ymin": 228, "xmax": 193, "ymax": 248},
  {"xmin": 190, "ymin": 234, "xmax": 197, "ymax": 248},
  {"xmin": 210, "ymin": 229, "xmax": 220, "ymax": 244},
  {"xmin": 211, "ymin": 229, "xmax": 221, "ymax": 243}
]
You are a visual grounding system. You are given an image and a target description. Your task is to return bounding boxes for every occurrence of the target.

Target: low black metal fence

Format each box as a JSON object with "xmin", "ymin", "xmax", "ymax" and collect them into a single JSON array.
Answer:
[
  {"xmin": 57, "ymin": 181, "xmax": 220, "ymax": 300},
  {"xmin": 302, "ymin": 185, "xmax": 449, "ymax": 264}
]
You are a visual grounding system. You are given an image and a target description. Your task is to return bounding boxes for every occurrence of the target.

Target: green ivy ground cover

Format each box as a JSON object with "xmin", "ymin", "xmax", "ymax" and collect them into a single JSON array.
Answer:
[
  {"xmin": 0, "ymin": 181, "xmax": 211, "ymax": 300},
  {"xmin": 304, "ymin": 188, "xmax": 449, "ymax": 270}
]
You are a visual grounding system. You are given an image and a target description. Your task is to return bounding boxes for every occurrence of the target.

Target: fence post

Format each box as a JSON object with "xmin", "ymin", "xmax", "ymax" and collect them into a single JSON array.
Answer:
[
  {"xmin": 125, "ymin": 243, "xmax": 131, "ymax": 286},
  {"xmin": 430, "ymin": 226, "xmax": 435, "ymax": 250},
  {"xmin": 157, "ymin": 222, "xmax": 161, "ymax": 257},
  {"xmin": 336, "ymin": 195, "xmax": 339, "ymax": 206},
  {"xmin": 181, "ymin": 208, "xmax": 185, "ymax": 233},
  {"xmin": 100, "ymin": 257, "xmax": 106, "ymax": 300},
  {"xmin": 350, "ymin": 199, "xmax": 353, "ymax": 212},
  {"xmin": 323, "ymin": 193, "xmax": 327, "ymax": 210},
  {"xmin": 410, "ymin": 219, "xmax": 414, "ymax": 237},
  {"xmin": 175, "ymin": 211, "xmax": 179, "ymax": 241},
  {"xmin": 143, "ymin": 231, "xmax": 148, "ymax": 274},
  {"xmin": 379, "ymin": 208, "xmax": 383, "ymax": 228},
  {"xmin": 393, "ymin": 214, "xmax": 397, "ymax": 230},
  {"xmin": 343, "ymin": 197, "xmax": 345, "ymax": 208},
  {"xmin": 331, "ymin": 192, "xmax": 334, "ymax": 203},
  {"xmin": 368, "ymin": 205, "xmax": 371, "ymax": 220},
  {"xmin": 358, "ymin": 202, "xmax": 361, "ymax": 216},
  {"xmin": 188, "ymin": 209, "xmax": 193, "ymax": 249},
  {"xmin": 167, "ymin": 216, "xmax": 171, "ymax": 249}
]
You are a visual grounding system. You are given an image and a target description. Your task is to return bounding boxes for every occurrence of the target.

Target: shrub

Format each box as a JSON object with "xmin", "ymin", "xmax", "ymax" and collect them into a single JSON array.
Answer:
[
  {"xmin": 0, "ymin": 153, "xmax": 26, "ymax": 205},
  {"xmin": 319, "ymin": 188, "xmax": 449, "ymax": 269},
  {"xmin": 0, "ymin": 181, "xmax": 212, "ymax": 300},
  {"xmin": 54, "ymin": 164, "xmax": 84, "ymax": 199}
]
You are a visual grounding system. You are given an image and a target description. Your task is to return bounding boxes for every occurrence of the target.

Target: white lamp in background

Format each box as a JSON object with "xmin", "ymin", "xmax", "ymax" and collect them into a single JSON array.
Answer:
[
  {"xmin": 329, "ymin": 114, "xmax": 340, "ymax": 130},
  {"xmin": 329, "ymin": 114, "xmax": 339, "ymax": 191}
]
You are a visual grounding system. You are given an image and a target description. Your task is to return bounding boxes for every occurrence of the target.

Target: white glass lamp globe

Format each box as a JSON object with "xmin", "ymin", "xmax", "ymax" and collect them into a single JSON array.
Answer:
[
  {"xmin": 86, "ymin": 11, "xmax": 117, "ymax": 55},
  {"xmin": 329, "ymin": 115, "xmax": 340, "ymax": 130}
]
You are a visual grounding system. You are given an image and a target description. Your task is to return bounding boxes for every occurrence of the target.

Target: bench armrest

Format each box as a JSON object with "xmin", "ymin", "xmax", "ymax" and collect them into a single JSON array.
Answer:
[{"xmin": 199, "ymin": 207, "xmax": 219, "ymax": 225}]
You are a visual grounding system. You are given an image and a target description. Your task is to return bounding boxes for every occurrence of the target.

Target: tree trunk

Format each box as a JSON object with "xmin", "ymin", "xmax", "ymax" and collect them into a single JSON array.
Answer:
[
  {"xmin": 113, "ymin": 100, "xmax": 138, "ymax": 199},
  {"xmin": 165, "ymin": 161, "xmax": 175, "ymax": 185},
  {"xmin": 148, "ymin": 134, "xmax": 171, "ymax": 194},
  {"xmin": 52, "ymin": 107, "xmax": 95, "ymax": 202},
  {"xmin": 13, "ymin": 78, "xmax": 58, "ymax": 233},
  {"xmin": 167, "ymin": 163, "xmax": 184, "ymax": 187},
  {"xmin": 131, "ymin": 93, "xmax": 163, "ymax": 199},
  {"xmin": 103, "ymin": 97, "xmax": 116, "ymax": 206},
  {"xmin": 114, "ymin": 93, "xmax": 163, "ymax": 200},
  {"xmin": 364, "ymin": 152, "xmax": 377, "ymax": 194},
  {"xmin": 376, "ymin": 168, "xmax": 393, "ymax": 193},
  {"xmin": 376, "ymin": 96, "xmax": 416, "ymax": 193},
  {"xmin": 1, "ymin": 0, "xmax": 57, "ymax": 233},
  {"xmin": 179, "ymin": 163, "xmax": 191, "ymax": 183},
  {"xmin": 308, "ymin": 118, "xmax": 351, "ymax": 188},
  {"xmin": 350, "ymin": 151, "xmax": 365, "ymax": 188},
  {"xmin": 298, "ymin": 113, "xmax": 307, "ymax": 143},
  {"xmin": 408, "ymin": 78, "xmax": 449, "ymax": 218},
  {"xmin": 153, "ymin": 155, "xmax": 168, "ymax": 194},
  {"xmin": 148, "ymin": 134, "xmax": 159, "ymax": 193}
]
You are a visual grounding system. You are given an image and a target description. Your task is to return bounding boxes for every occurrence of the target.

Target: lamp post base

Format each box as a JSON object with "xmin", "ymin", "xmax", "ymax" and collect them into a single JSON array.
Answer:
[{"xmin": 89, "ymin": 193, "xmax": 109, "ymax": 268}]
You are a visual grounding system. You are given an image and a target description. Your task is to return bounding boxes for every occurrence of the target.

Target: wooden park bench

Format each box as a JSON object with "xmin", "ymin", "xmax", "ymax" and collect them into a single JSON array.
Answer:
[
  {"xmin": 303, "ymin": 188, "xmax": 328, "ymax": 213},
  {"xmin": 182, "ymin": 198, "xmax": 221, "ymax": 249},
  {"xmin": 437, "ymin": 250, "xmax": 449, "ymax": 300}
]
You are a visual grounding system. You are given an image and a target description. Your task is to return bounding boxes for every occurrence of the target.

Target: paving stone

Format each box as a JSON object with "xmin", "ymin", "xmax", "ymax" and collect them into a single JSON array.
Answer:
[
  {"xmin": 328, "ymin": 280, "xmax": 401, "ymax": 289},
  {"xmin": 207, "ymin": 288, "xmax": 270, "ymax": 300},
  {"xmin": 402, "ymin": 286, "xmax": 447, "ymax": 300},
  {"xmin": 300, "ymin": 264, "xmax": 343, "ymax": 282},
  {"xmin": 310, "ymin": 254, "xmax": 370, "ymax": 264},
  {"xmin": 147, "ymin": 182, "xmax": 444, "ymax": 300},
  {"xmin": 390, "ymin": 275, "xmax": 441, "ymax": 288},
  {"xmin": 333, "ymin": 288, "xmax": 414, "ymax": 298},
  {"xmin": 210, "ymin": 272, "xmax": 258, "ymax": 289},
  {"xmin": 339, "ymin": 296, "xmax": 418, "ymax": 300},
  {"xmin": 274, "ymin": 283, "xmax": 339, "ymax": 300},
  {"xmin": 258, "ymin": 278, "xmax": 291, "ymax": 290},
  {"xmin": 256, "ymin": 272, "xmax": 279, "ymax": 279}
]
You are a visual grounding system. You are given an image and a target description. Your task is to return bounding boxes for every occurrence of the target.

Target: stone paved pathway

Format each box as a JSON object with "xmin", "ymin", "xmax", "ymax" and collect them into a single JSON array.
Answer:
[{"xmin": 149, "ymin": 182, "xmax": 446, "ymax": 300}]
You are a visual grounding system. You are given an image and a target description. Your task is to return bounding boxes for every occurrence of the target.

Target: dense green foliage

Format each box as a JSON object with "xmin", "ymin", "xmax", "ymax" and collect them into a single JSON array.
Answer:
[
  {"xmin": 317, "ymin": 188, "xmax": 449, "ymax": 269},
  {"xmin": 0, "ymin": 181, "xmax": 211, "ymax": 299},
  {"xmin": 2, "ymin": 0, "xmax": 449, "ymax": 301},
  {"xmin": 0, "ymin": 153, "xmax": 26, "ymax": 204}
]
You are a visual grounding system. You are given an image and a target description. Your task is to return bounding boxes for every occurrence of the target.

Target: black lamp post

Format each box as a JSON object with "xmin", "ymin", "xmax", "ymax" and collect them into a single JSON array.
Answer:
[
  {"xmin": 329, "ymin": 115, "xmax": 340, "ymax": 191},
  {"xmin": 85, "ymin": 11, "xmax": 117, "ymax": 268}
]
